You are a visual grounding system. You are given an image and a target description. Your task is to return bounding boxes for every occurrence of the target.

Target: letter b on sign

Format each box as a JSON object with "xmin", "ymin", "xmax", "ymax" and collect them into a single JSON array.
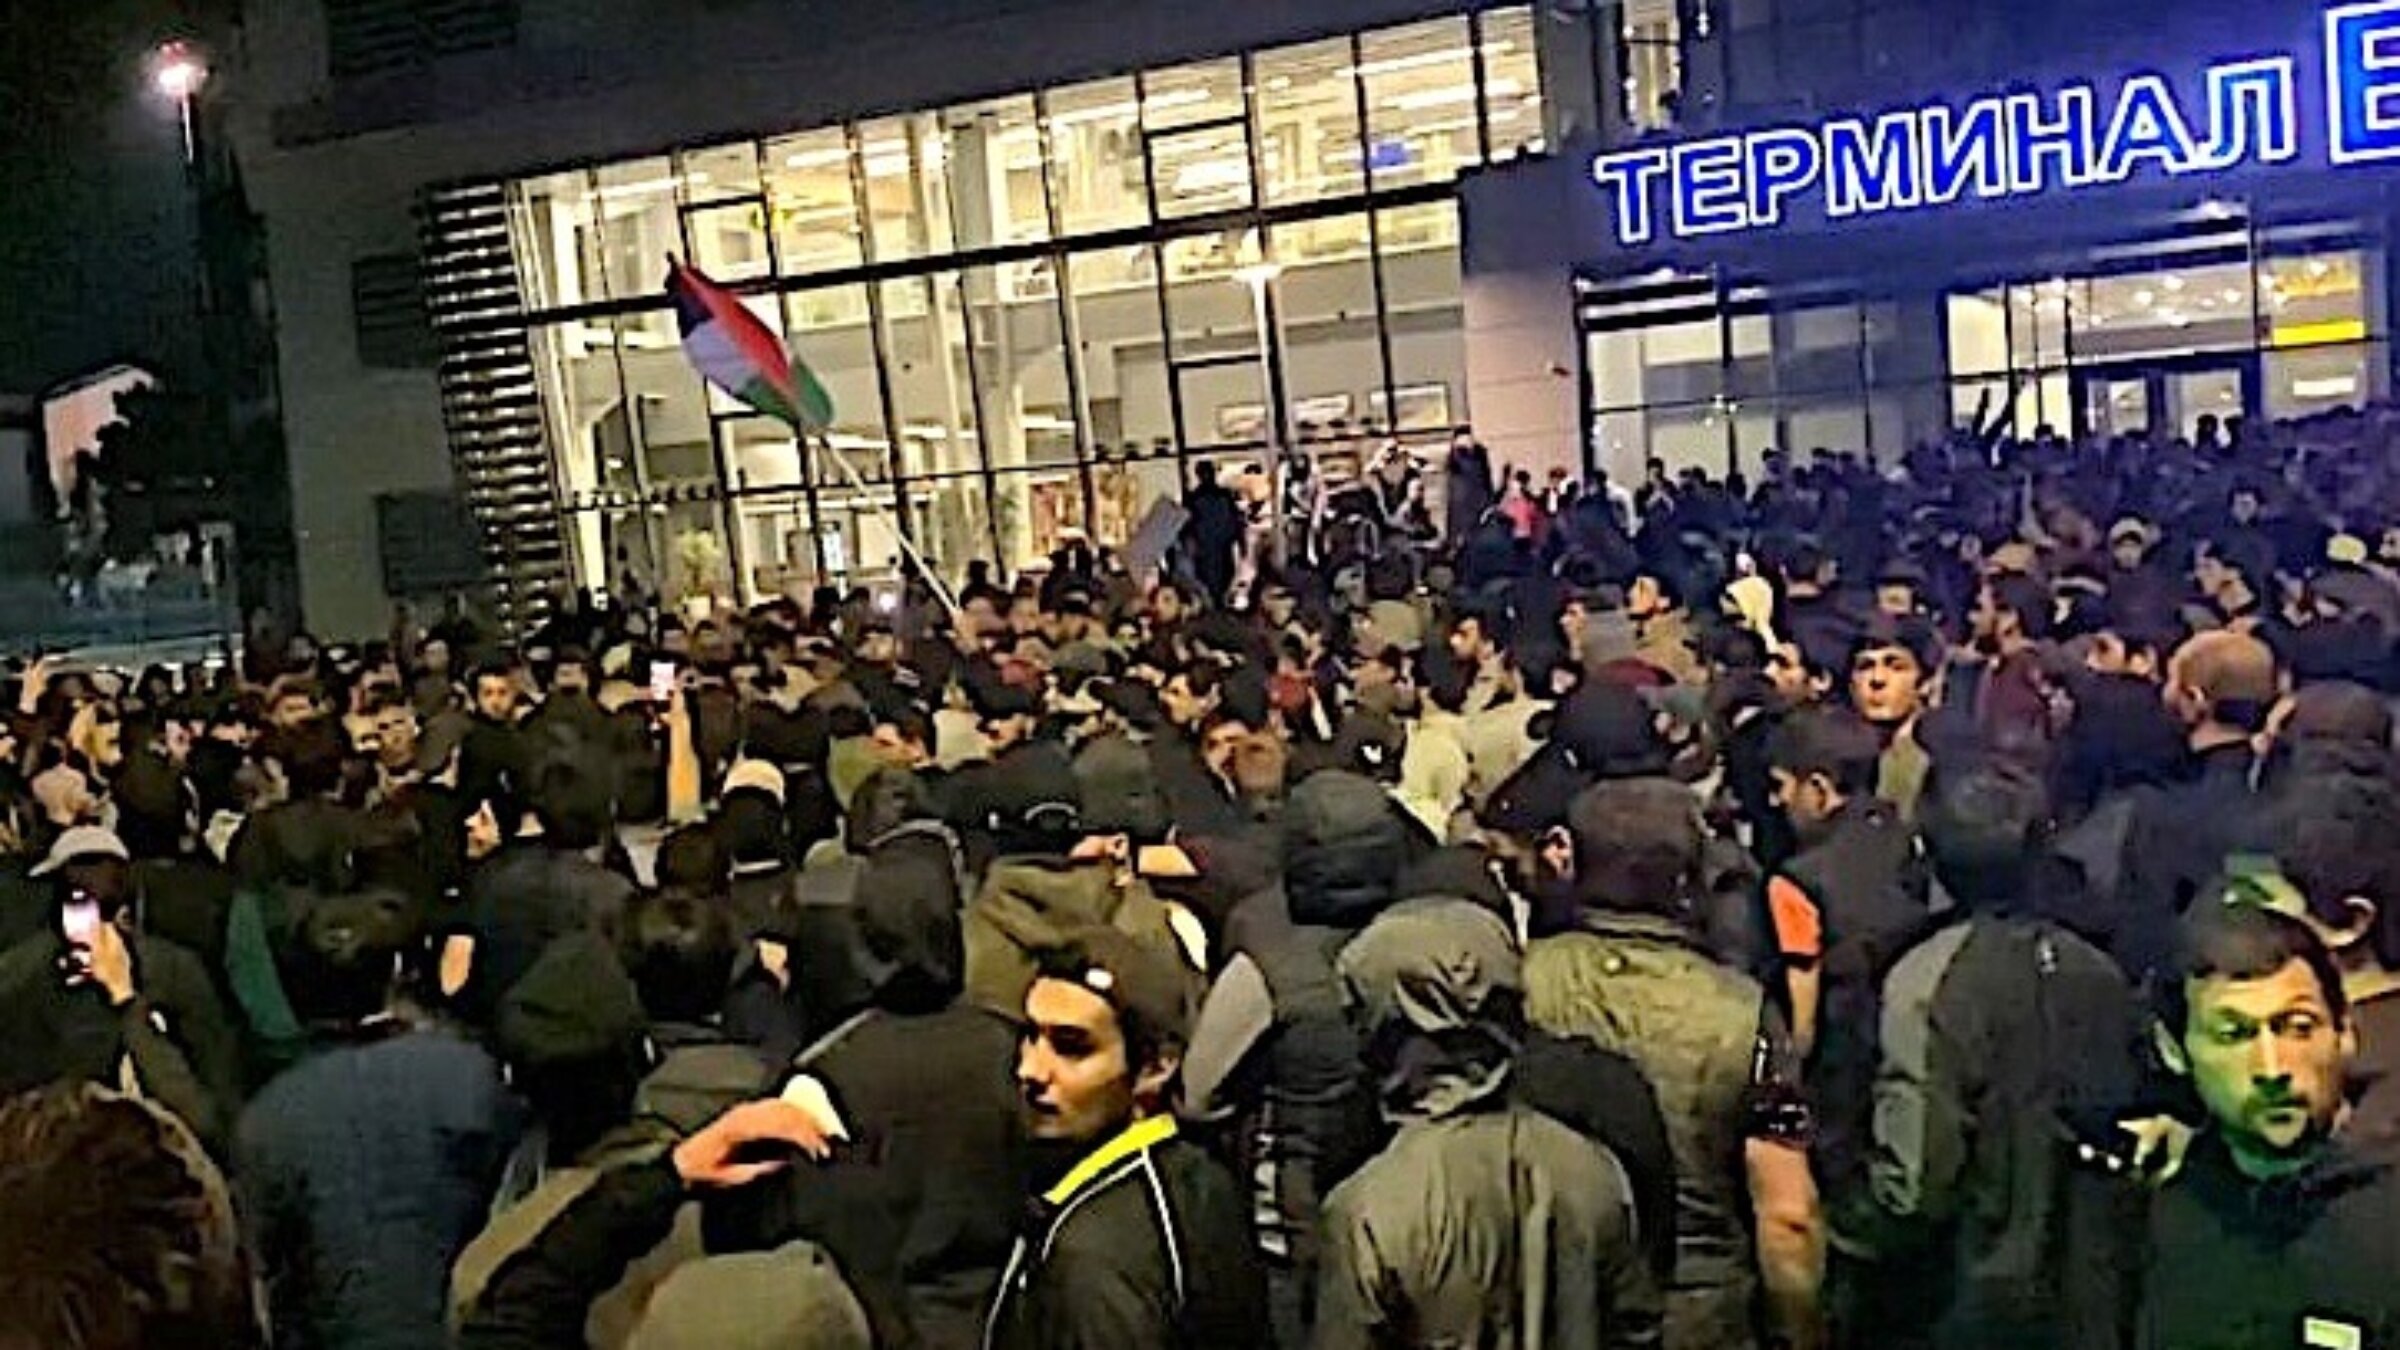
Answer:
[{"xmin": 2327, "ymin": 0, "xmax": 2400, "ymax": 163}]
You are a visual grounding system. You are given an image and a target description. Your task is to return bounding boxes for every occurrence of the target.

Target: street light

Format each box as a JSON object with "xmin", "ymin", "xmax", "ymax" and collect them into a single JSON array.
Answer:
[
  {"xmin": 1231, "ymin": 259, "xmax": 1285, "ymax": 560},
  {"xmin": 151, "ymin": 41, "xmax": 209, "ymax": 165}
]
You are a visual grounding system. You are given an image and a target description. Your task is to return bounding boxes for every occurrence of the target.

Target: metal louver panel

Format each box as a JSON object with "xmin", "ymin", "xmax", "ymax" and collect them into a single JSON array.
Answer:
[
  {"xmin": 352, "ymin": 253, "xmax": 438, "ymax": 369},
  {"xmin": 418, "ymin": 178, "xmax": 566, "ymax": 632},
  {"xmin": 326, "ymin": 0, "xmax": 520, "ymax": 80}
]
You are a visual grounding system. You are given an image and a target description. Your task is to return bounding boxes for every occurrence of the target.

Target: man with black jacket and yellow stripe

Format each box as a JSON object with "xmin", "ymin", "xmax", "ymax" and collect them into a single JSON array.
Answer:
[{"xmin": 985, "ymin": 928, "xmax": 1266, "ymax": 1350}]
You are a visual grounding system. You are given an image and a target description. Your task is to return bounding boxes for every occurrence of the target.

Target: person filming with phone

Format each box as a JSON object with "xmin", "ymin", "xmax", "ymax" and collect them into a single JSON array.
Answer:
[{"xmin": 0, "ymin": 825, "xmax": 239, "ymax": 1151}]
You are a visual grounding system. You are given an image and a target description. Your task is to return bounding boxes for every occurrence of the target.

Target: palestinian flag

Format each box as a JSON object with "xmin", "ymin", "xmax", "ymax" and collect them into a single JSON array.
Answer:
[{"xmin": 666, "ymin": 259, "xmax": 834, "ymax": 431}]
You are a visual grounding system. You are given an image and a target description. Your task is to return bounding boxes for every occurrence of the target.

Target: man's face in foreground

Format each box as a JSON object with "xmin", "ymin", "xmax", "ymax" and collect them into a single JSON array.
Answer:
[
  {"xmin": 2176, "ymin": 959, "xmax": 2351, "ymax": 1171},
  {"xmin": 1018, "ymin": 977, "xmax": 1139, "ymax": 1145}
]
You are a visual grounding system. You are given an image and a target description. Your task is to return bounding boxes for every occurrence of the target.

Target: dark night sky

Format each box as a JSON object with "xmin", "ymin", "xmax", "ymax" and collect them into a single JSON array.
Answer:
[{"xmin": 0, "ymin": 0, "xmax": 219, "ymax": 398}]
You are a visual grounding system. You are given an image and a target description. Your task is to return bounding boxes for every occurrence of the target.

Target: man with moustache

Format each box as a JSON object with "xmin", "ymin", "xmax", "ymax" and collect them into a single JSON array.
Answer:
[{"xmin": 2135, "ymin": 904, "xmax": 2400, "ymax": 1349}]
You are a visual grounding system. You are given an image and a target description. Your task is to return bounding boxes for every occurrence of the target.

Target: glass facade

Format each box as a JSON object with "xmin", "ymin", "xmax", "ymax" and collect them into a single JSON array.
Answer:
[
  {"xmin": 508, "ymin": 7, "xmax": 1549, "ymax": 603},
  {"xmin": 1583, "ymin": 221, "xmax": 2392, "ymax": 483}
]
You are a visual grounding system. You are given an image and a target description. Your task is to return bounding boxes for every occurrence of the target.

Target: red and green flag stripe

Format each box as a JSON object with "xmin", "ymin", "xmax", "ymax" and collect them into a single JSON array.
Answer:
[{"xmin": 666, "ymin": 259, "xmax": 835, "ymax": 432}]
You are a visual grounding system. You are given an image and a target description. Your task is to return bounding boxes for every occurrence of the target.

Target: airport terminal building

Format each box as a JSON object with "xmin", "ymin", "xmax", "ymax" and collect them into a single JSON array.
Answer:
[{"xmin": 229, "ymin": 0, "xmax": 2400, "ymax": 632}]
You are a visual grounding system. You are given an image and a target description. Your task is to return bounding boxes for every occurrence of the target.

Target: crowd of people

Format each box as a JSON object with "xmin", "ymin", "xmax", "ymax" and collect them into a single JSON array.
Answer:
[{"xmin": 5, "ymin": 401, "xmax": 2400, "ymax": 1350}]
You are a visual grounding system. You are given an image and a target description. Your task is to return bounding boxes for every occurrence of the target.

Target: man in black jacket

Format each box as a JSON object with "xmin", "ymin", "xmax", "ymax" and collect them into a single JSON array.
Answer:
[
  {"xmin": 2133, "ymin": 904, "xmax": 2400, "ymax": 1350},
  {"xmin": 2116, "ymin": 630, "xmax": 2275, "ymax": 980},
  {"xmin": 987, "ymin": 929, "xmax": 1266, "ymax": 1350},
  {"xmin": 1841, "ymin": 764, "xmax": 2143, "ymax": 1350}
]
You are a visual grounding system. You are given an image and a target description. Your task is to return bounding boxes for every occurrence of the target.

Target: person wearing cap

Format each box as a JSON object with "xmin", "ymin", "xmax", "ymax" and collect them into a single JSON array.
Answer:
[
  {"xmin": 0, "ymin": 824, "xmax": 239, "ymax": 1149},
  {"xmin": 986, "ymin": 928, "xmax": 1266, "ymax": 1350},
  {"xmin": 959, "ymin": 731, "xmax": 1190, "ymax": 1022},
  {"xmin": 1315, "ymin": 899, "xmax": 1661, "ymax": 1350},
  {"xmin": 235, "ymin": 886, "xmax": 520, "ymax": 1350},
  {"xmin": 1180, "ymin": 770, "xmax": 1414, "ymax": 1347},
  {"xmin": 1525, "ymin": 781, "xmax": 1822, "ymax": 1350}
]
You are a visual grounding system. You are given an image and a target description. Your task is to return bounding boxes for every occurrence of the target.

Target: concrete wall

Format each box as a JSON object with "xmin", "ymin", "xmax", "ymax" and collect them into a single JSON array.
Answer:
[{"xmin": 1458, "ymin": 153, "xmax": 1602, "ymax": 486}]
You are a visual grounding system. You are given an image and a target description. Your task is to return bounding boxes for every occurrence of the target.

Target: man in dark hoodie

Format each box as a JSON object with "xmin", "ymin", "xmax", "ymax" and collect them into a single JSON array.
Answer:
[
  {"xmin": 1317, "ymin": 898, "xmax": 1663, "ymax": 1350},
  {"xmin": 730, "ymin": 773, "xmax": 1025, "ymax": 1350},
  {"xmin": 1180, "ymin": 769, "xmax": 1410, "ymax": 1348},
  {"xmin": 442, "ymin": 750, "xmax": 636, "ymax": 1029},
  {"xmin": 960, "ymin": 735, "xmax": 1190, "ymax": 1022},
  {"xmin": 238, "ymin": 888, "xmax": 519, "ymax": 1350}
]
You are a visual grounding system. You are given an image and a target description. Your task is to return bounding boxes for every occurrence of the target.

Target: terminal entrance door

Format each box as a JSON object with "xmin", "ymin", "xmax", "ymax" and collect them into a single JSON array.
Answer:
[{"xmin": 2074, "ymin": 353, "xmax": 2258, "ymax": 442}]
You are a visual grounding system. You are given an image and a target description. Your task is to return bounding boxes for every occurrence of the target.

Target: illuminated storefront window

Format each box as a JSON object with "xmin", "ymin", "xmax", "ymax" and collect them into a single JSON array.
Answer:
[{"xmin": 504, "ymin": 7, "xmax": 1541, "ymax": 602}]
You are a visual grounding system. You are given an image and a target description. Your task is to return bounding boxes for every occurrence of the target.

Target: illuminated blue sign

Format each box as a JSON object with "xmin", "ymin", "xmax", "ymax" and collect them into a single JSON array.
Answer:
[{"xmin": 1591, "ymin": 0, "xmax": 2400, "ymax": 245}]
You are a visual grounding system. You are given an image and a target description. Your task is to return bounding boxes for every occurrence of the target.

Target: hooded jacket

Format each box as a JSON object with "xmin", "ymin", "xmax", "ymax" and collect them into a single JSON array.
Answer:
[
  {"xmin": 983, "ymin": 1115, "xmax": 1268, "ymax": 1350},
  {"xmin": 1315, "ymin": 900, "xmax": 1662, "ymax": 1350},
  {"xmin": 450, "ymin": 1025, "xmax": 775, "ymax": 1347},
  {"xmin": 726, "ymin": 816, "xmax": 1027, "ymax": 1350},
  {"xmin": 962, "ymin": 855, "xmax": 1180, "ymax": 1021},
  {"xmin": 1181, "ymin": 773, "xmax": 1409, "ymax": 1344}
]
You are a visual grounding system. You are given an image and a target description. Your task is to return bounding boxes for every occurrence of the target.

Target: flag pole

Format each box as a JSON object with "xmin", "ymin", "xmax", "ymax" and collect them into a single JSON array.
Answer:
[{"xmin": 809, "ymin": 429, "xmax": 961, "ymax": 622}]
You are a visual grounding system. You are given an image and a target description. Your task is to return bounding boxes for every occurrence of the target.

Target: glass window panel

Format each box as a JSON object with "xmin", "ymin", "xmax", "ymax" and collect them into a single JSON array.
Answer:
[
  {"xmin": 961, "ymin": 264, "xmax": 1078, "ymax": 470},
  {"xmin": 732, "ymin": 492, "xmax": 821, "ymax": 602},
  {"xmin": 681, "ymin": 142, "xmax": 761, "ymax": 206},
  {"xmin": 1181, "ymin": 360, "xmax": 1275, "ymax": 450},
  {"xmin": 662, "ymin": 499, "xmax": 736, "ymax": 607},
  {"xmin": 593, "ymin": 158, "xmax": 683, "ymax": 303},
  {"xmin": 764, "ymin": 128, "xmax": 865, "ymax": 278},
  {"xmin": 1046, "ymin": 77, "xmax": 1148, "ymax": 236},
  {"xmin": 2262, "ymin": 250, "xmax": 2374, "ymax": 346},
  {"xmin": 1946, "ymin": 289, "xmax": 2010, "ymax": 378},
  {"xmin": 778, "ymin": 282, "xmax": 889, "ymax": 487},
  {"xmin": 1646, "ymin": 404, "xmax": 1733, "ymax": 479},
  {"xmin": 903, "ymin": 471, "xmax": 994, "ymax": 586},
  {"xmin": 859, "ymin": 114, "xmax": 955, "ymax": 264},
  {"xmin": 1271, "ymin": 215, "xmax": 1380, "ymax": 447},
  {"xmin": 813, "ymin": 434, "xmax": 910, "ymax": 584},
  {"xmin": 1733, "ymin": 408, "xmax": 1781, "ymax": 478},
  {"xmin": 1144, "ymin": 58, "xmax": 1244, "ymax": 129},
  {"xmin": 1479, "ymin": 7, "xmax": 1547, "ymax": 162},
  {"xmin": 1623, "ymin": 0, "xmax": 1683, "ymax": 131},
  {"xmin": 1590, "ymin": 407, "xmax": 1650, "ymax": 486},
  {"xmin": 881, "ymin": 272, "xmax": 983, "ymax": 484},
  {"xmin": 1068, "ymin": 246, "xmax": 1175, "ymax": 464},
  {"xmin": 615, "ymin": 315, "xmax": 715, "ymax": 490},
  {"xmin": 2011, "ymin": 284, "xmax": 2070, "ymax": 374},
  {"xmin": 1151, "ymin": 121, "xmax": 1253, "ymax": 219},
  {"xmin": 1255, "ymin": 39, "xmax": 1363, "ymax": 207},
  {"xmin": 1377, "ymin": 203, "xmax": 1463, "ymax": 439},
  {"xmin": 993, "ymin": 467, "xmax": 1091, "ymax": 574},
  {"xmin": 532, "ymin": 317, "xmax": 637, "ymax": 503},
  {"xmin": 1164, "ymin": 231, "xmax": 1264, "ymax": 361},
  {"xmin": 513, "ymin": 170, "xmax": 602, "ymax": 311},
  {"xmin": 724, "ymin": 417, "xmax": 804, "ymax": 493},
  {"xmin": 943, "ymin": 96, "xmax": 1050, "ymax": 251},
  {"xmin": 1360, "ymin": 18, "xmax": 1480, "ymax": 189},
  {"xmin": 2072, "ymin": 262, "xmax": 2255, "ymax": 360},
  {"xmin": 686, "ymin": 203, "xmax": 772, "ymax": 284},
  {"xmin": 1089, "ymin": 450, "xmax": 1183, "ymax": 555},
  {"xmin": 2269, "ymin": 341, "xmax": 2386, "ymax": 419}
]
